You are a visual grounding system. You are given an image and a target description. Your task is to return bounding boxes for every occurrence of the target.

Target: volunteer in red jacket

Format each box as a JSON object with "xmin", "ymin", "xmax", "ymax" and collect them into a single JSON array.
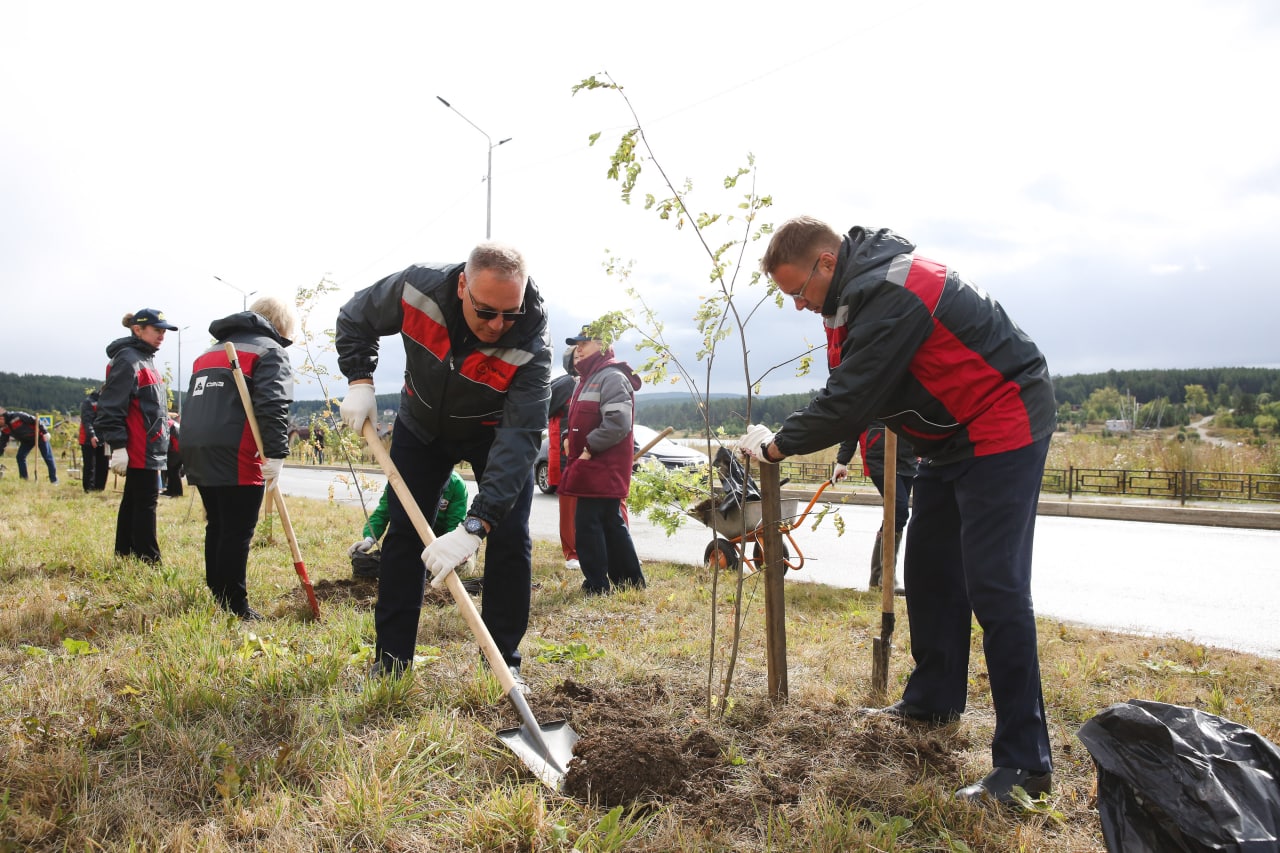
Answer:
[
  {"xmin": 547, "ymin": 348, "xmax": 580, "ymax": 569},
  {"xmin": 743, "ymin": 218, "xmax": 1057, "ymax": 805},
  {"xmin": 560, "ymin": 327, "xmax": 645, "ymax": 595},
  {"xmin": 182, "ymin": 297, "xmax": 295, "ymax": 620},
  {"xmin": 96, "ymin": 309, "xmax": 175, "ymax": 564},
  {"xmin": 0, "ymin": 408, "xmax": 58, "ymax": 483},
  {"xmin": 336, "ymin": 243, "xmax": 550, "ymax": 687},
  {"xmin": 79, "ymin": 388, "xmax": 108, "ymax": 491}
]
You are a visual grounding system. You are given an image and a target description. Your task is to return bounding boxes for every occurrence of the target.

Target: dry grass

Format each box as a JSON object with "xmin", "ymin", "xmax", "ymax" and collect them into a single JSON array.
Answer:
[{"xmin": 2, "ymin": 474, "xmax": 1279, "ymax": 851}]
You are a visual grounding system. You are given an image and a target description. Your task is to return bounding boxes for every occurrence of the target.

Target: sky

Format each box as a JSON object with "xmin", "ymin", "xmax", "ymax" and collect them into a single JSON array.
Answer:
[{"xmin": 3, "ymin": 0, "xmax": 1278, "ymax": 403}]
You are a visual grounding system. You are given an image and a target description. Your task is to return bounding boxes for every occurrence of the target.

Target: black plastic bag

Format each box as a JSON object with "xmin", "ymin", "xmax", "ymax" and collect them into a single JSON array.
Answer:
[{"xmin": 1077, "ymin": 699, "xmax": 1280, "ymax": 852}]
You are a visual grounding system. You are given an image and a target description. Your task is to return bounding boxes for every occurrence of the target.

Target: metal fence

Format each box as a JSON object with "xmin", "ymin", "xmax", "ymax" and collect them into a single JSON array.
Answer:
[{"xmin": 778, "ymin": 461, "xmax": 1280, "ymax": 506}]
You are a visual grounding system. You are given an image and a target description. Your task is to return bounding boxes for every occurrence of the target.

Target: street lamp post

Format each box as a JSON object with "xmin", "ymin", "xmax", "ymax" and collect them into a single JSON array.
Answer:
[
  {"xmin": 213, "ymin": 275, "xmax": 257, "ymax": 310},
  {"xmin": 175, "ymin": 325, "xmax": 191, "ymax": 418},
  {"xmin": 436, "ymin": 95, "xmax": 511, "ymax": 239}
]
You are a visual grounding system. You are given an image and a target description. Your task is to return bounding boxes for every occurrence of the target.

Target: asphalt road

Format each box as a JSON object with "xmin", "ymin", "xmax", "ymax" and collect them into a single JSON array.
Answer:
[{"xmin": 281, "ymin": 467, "xmax": 1280, "ymax": 659}]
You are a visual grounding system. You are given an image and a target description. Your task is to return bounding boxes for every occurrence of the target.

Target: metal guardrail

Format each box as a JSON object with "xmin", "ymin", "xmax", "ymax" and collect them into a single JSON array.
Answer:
[{"xmin": 778, "ymin": 461, "xmax": 1280, "ymax": 506}]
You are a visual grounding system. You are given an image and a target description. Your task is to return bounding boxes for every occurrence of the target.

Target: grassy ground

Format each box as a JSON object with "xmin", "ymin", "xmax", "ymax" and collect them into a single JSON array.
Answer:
[{"xmin": 3, "ymin": 474, "xmax": 1279, "ymax": 851}]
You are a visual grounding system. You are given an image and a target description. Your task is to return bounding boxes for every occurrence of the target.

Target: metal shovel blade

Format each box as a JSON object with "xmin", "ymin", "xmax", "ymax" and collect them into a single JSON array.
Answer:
[{"xmin": 497, "ymin": 688, "xmax": 579, "ymax": 791}]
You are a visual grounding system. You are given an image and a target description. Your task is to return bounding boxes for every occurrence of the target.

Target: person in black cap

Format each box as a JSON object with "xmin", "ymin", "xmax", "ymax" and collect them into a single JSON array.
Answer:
[
  {"xmin": 95, "ymin": 308, "xmax": 176, "ymax": 564},
  {"xmin": 559, "ymin": 325, "xmax": 646, "ymax": 594}
]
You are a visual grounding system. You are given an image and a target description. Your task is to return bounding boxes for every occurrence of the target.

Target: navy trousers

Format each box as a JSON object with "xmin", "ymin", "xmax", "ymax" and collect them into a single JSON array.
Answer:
[
  {"xmin": 197, "ymin": 484, "xmax": 265, "ymax": 614},
  {"xmin": 901, "ymin": 435, "xmax": 1053, "ymax": 773},
  {"xmin": 114, "ymin": 468, "xmax": 161, "ymax": 564},
  {"xmin": 376, "ymin": 419, "xmax": 533, "ymax": 671},
  {"xmin": 574, "ymin": 496, "xmax": 645, "ymax": 593}
]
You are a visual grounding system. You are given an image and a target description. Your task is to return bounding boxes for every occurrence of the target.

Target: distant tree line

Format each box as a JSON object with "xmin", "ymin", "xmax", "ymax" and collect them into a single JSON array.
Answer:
[
  {"xmin": 6, "ymin": 368, "xmax": 1280, "ymax": 435},
  {"xmin": 0, "ymin": 372, "xmax": 101, "ymax": 415}
]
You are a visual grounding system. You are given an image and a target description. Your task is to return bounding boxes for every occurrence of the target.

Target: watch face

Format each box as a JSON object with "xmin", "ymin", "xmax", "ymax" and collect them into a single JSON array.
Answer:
[{"xmin": 465, "ymin": 517, "xmax": 485, "ymax": 537}]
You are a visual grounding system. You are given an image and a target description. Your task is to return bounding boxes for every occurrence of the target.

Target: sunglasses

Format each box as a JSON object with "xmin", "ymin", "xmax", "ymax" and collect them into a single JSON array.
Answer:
[{"xmin": 465, "ymin": 285, "xmax": 526, "ymax": 323}]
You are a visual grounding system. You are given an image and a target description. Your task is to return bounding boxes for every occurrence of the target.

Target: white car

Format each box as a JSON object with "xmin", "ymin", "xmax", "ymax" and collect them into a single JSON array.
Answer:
[{"xmin": 534, "ymin": 423, "xmax": 706, "ymax": 494}]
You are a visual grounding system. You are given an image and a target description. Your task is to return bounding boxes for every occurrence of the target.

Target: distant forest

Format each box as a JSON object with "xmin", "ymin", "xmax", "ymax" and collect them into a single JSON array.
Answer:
[{"xmin": 5, "ymin": 367, "xmax": 1280, "ymax": 429}]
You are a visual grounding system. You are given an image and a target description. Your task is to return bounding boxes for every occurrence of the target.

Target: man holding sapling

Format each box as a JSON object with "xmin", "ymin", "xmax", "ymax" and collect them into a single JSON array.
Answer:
[{"xmin": 740, "ymin": 217, "xmax": 1056, "ymax": 805}]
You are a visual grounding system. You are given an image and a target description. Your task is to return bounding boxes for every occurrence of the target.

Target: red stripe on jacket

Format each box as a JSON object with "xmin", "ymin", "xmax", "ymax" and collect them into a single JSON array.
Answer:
[
  {"xmin": 402, "ymin": 299, "xmax": 450, "ymax": 361},
  {"xmin": 459, "ymin": 350, "xmax": 518, "ymax": 392},
  {"xmin": 903, "ymin": 258, "xmax": 1033, "ymax": 455}
]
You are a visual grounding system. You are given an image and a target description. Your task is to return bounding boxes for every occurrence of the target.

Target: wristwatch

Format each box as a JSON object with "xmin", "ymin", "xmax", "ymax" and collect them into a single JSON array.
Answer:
[{"xmin": 462, "ymin": 516, "xmax": 488, "ymax": 540}]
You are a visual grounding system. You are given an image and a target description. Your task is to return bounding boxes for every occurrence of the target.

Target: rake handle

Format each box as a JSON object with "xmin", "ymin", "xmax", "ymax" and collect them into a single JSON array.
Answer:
[{"xmin": 223, "ymin": 342, "xmax": 320, "ymax": 618}]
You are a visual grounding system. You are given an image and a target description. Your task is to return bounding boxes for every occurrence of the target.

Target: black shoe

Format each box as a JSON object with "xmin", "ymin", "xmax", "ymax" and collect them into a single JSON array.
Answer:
[
  {"xmin": 235, "ymin": 606, "xmax": 263, "ymax": 621},
  {"xmin": 861, "ymin": 700, "xmax": 961, "ymax": 725},
  {"xmin": 954, "ymin": 767, "xmax": 1052, "ymax": 805},
  {"xmin": 461, "ymin": 577, "xmax": 483, "ymax": 595}
]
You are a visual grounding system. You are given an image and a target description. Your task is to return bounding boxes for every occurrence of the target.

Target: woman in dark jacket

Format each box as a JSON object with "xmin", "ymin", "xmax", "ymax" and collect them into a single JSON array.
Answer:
[
  {"xmin": 181, "ymin": 297, "xmax": 295, "ymax": 620},
  {"xmin": 96, "ymin": 308, "xmax": 176, "ymax": 564},
  {"xmin": 560, "ymin": 329, "xmax": 645, "ymax": 594}
]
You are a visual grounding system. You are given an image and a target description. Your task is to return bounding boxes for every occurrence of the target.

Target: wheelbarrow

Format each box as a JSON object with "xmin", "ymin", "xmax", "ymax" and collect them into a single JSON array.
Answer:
[{"xmin": 694, "ymin": 446, "xmax": 833, "ymax": 574}]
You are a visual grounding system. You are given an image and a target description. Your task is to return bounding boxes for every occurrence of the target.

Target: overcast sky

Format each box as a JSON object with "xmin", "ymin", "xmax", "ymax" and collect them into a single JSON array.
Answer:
[{"xmin": 3, "ymin": 0, "xmax": 1277, "ymax": 403}]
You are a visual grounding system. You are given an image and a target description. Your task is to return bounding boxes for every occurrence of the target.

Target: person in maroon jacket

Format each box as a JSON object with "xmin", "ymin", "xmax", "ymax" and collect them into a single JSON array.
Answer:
[
  {"xmin": 559, "ymin": 327, "xmax": 645, "ymax": 595},
  {"xmin": 744, "ymin": 217, "xmax": 1057, "ymax": 805}
]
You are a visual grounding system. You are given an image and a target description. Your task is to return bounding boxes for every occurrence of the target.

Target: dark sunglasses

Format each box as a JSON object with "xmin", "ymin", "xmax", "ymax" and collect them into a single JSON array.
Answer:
[{"xmin": 466, "ymin": 285, "xmax": 525, "ymax": 322}]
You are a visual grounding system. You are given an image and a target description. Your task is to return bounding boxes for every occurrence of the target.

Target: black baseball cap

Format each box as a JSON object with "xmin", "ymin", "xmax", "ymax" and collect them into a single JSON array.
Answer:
[
  {"xmin": 132, "ymin": 308, "xmax": 179, "ymax": 330},
  {"xmin": 565, "ymin": 326, "xmax": 597, "ymax": 345}
]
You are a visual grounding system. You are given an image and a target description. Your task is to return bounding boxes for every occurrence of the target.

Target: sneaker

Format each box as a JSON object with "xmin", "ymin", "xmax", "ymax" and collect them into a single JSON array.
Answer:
[{"xmin": 565, "ymin": 559, "xmax": 581, "ymax": 570}]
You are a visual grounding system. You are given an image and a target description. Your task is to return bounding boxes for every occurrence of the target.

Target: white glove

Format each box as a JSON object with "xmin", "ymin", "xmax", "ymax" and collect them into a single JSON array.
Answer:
[
  {"xmin": 348, "ymin": 535, "xmax": 377, "ymax": 556},
  {"xmin": 423, "ymin": 528, "xmax": 483, "ymax": 588},
  {"xmin": 262, "ymin": 457, "xmax": 284, "ymax": 492},
  {"xmin": 736, "ymin": 424, "xmax": 778, "ymax": 464},
  {"xmin": 109, "ymin": 446, "xmax": 129, "ymax": 476},
  {"xmin": 832, "ymin": 462, "xmax": 849, "ymax": 483},
  {"xmin": 340, "ymin": 382, "xmax": 377, "ymax": 433}
]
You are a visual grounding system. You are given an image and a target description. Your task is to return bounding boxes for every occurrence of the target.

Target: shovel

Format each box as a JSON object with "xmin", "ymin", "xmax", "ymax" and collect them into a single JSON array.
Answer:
[
  {"xmin": 358, "ymin": 420, "xmax": 578, "ymax": 790},
  {"xmin": 870, "ymin": 428, "xmax": 899, "ymax": 699},
  {"xmin": 223, "ymin": 343, "xmax": 322, "ymax": 619}
]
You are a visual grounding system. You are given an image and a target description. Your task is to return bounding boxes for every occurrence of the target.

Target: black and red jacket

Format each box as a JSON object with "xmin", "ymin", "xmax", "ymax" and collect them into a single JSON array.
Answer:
[
  {"xmin": 0, "ymin": 411, "xmax": 45, "ymax": 451},
  {"xmin": 775, "ymin": 226, "xmax": 1055, "ymax": 466},
  {"xmin": 560, "ymin": 351, "xmax": 642, "ymax": 501},
  {"xmin": 79, "ymin": 391, "xmax": 100, "ymax": 446},
  {"xmin": 336, "ymin": 262, "xmax": 551, "ymax": 525},
  {"xmin": 182, "ymin": 312, "xmax": 293, "ymax": 487},
  {"xmin": 96, "ymin": 335, "xmax": 170, "ymax": 470}
]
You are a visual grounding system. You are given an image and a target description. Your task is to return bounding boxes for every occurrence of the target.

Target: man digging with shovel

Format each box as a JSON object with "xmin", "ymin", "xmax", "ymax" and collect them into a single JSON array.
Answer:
[
  {"xmin": 336, "ymin": 243, "xmax": 551, "ymax": 693},
  {"xmin": 743, "ymin": 217, "xmax": 1057, "ymax": 806}
]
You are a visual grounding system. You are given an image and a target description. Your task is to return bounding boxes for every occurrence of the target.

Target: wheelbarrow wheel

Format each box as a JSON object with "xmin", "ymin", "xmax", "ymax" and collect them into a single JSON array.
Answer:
[
  {"xmin": 704, "ymin": 538, "xmax": 739, "ymax": 572},
  {"xmin": 751, "ymin": 540, "xmax": 791, "ymax": 571}
]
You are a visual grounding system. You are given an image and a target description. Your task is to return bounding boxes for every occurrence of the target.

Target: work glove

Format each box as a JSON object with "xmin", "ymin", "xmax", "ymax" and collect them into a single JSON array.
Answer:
[
  {"xmin": 340, "ymin": 382, "xmax": 377, "ymax": 433},
  {"xmin": 423, "ymin": 528, "xmax": 483, "ymax": 588},
  {"xmin": 348, "ymin": 535, "xmax": 377, "ymax": 556},
  {"xmin": 736, "ymin": 424, "xmax": 778, "ymax": 464},
  {"xmin": 831, "ymin": 462, "xmax": 849, "ymax": 483},
  {"xmin": 108, "ymin": 446, "xmax": 129, "ymax": 476},
  {"xmin": 262, "ymin": 457, "xmax": 284, "ymax": 492}
]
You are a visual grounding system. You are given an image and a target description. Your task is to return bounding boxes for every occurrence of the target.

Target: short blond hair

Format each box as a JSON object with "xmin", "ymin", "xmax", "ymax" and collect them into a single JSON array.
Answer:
[
  {"xmin": 760, "ymin": 216, "xmax": 841, "ymax": 275},
  {"xmin": 249, "ymin": 296, "xmax": 297, "ymax": 340}
]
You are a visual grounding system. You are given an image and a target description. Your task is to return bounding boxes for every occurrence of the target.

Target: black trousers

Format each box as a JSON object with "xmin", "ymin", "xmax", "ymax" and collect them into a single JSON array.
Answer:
[
  {"xmin": 870, "ymin": 470, "xmax": 914, "ymax": 532},
  {"xmin": 162, "ymin": 452, "xmax": 184, "ymax": 497},
  {"xmin": 377, "ymin": 418, "xmax": 534, "ymax": 670},
  {"xmin": 901, "ymin": 435, "xmax": 1053, "ymax": 773},
  {"xmin": 196, "ymin": 484, "xmax": 265, "ymax": 614},
  {"xmin": 114, "ymin": 468, "xmax": 161, "ymax": 563},
  {"xmin": 81, "ymin": 443, "xmax": 108, "ymax": 491},
  {"xmin": 574, "ymin": 496, "xmax": 645, "ymax": 593}
]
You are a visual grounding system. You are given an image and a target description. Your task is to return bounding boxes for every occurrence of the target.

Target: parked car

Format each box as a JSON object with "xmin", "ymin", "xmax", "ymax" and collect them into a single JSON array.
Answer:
[{"xmin": 534, "ymin": 423, "xmax": 706, "ymax": 494}]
